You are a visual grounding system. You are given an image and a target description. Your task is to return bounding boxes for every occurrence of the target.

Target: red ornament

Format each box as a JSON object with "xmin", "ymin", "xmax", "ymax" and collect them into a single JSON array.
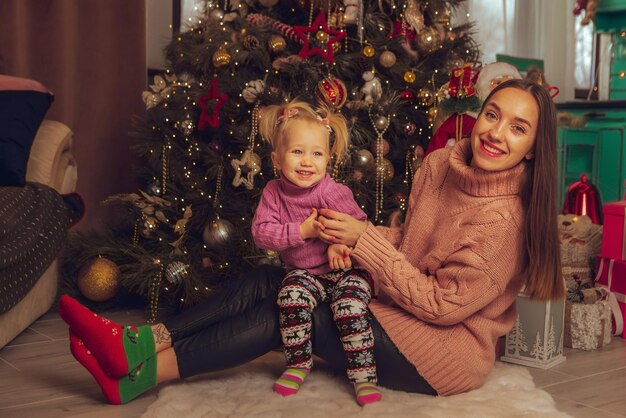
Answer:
[
  {"xmin": 563, "ymin": 174, "xmax": 603, "ymax": 224},
  {"xmin": 400, "ymin": 89, "xmax": 415, "ymax": 103},
  {"xmin": 294, "ymin": 11, "xmax": 346, "ymax": 63},
  {"xmin": 317, "ymin": 76, "xmax": 347, "ymax": 109},
  {"xmin": 197, "ymin": 78, "xmax": 228, "ymax": 130}
]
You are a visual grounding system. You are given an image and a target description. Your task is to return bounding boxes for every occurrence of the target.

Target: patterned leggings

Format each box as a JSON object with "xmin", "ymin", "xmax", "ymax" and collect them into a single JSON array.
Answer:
[{"xmin": 277, "ymin": 268, "xmax": 377, "ymax": 384}]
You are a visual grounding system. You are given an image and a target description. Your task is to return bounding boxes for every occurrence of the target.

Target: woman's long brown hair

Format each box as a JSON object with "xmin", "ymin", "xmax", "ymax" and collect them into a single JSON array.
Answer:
[{"xmin": 485, "ymin": 79, "xmax": 565, "ymax": 301}]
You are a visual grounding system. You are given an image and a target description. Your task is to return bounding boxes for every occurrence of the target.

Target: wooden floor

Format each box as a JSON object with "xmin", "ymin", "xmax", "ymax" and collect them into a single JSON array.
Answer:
[{"xmin": 1, "ymin": 308, "xmax": 625, "ymax": 418}]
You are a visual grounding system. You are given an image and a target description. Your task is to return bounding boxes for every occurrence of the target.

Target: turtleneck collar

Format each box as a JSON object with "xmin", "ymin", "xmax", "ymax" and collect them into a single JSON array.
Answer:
[
  {"xmin": 449, "ymin": 139, "xmax": 530, "ymax": 197},
  {"xmin": 277, "ymin": 173, "xmax": 330, "ymax": 195}
]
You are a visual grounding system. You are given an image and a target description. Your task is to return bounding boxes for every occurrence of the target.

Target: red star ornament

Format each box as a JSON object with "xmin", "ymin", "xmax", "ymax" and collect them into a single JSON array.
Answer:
[
  {"xmin": 197, "ymin": 78, "xmax": 228, "ymax": 130},
  {"xmin": 294, "ymin": 11, "xmax": 346, "ymax": 64}
]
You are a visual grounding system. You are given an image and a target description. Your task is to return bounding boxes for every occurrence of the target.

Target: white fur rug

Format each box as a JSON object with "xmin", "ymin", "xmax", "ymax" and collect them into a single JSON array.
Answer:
[{"xmin": 142, "ymin": 351, "xmax": 571, "ymax": 418}]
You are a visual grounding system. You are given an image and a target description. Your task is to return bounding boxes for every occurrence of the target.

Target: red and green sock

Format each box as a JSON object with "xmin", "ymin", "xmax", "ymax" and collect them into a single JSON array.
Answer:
[
  {"xmin": 354, "ymin": 382, "xmax": 382, "ymax": 406},
  {"xmin": 59, "ymin": 295, "xmax": 155, "ymax": 376},
  {"xmin": 69, "ymin": 331, "xmax": 156, "ymax": 404},
  {"xmin": 273, "ymin": 368, "xmax": 309, "ymax": 396}
]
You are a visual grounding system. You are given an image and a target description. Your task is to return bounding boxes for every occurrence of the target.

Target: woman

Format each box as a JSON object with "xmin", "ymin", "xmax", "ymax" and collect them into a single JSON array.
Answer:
[{"xmin": 60, "ymin": 78, "xmax": 563, "ymax": 404}]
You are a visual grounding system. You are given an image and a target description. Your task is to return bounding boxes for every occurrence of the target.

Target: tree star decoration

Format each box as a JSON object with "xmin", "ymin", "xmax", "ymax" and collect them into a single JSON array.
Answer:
[
  {"xmin": 293, "ymin": 11, "xmax": 347, "ymax": 64},
  {"xmin": 197, "ymin": 78, "xmax": 228, "ymax": 130},
  {"xmin": 231, "ymin": 149, "xmax": 262, "ymax": 190}
]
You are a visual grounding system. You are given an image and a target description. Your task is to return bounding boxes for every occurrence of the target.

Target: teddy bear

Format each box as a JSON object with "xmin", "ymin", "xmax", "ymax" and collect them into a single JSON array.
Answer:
[
  {"xmin": 558, "ymin": 214, "xmax": 603, "ymax": 292},
  {"xmin": 360, "ymin": 70, "xmax": 382, "ymax": 104}
]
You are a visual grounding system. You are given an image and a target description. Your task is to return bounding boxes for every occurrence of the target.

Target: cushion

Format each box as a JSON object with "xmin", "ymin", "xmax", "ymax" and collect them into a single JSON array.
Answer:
[{"xmin": 0, "ymin": 75, "xmax": 54, "ymax": 187}]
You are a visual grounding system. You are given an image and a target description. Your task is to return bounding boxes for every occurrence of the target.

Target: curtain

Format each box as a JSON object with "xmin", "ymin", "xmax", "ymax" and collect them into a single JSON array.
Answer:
[
  {"xmin": 459, "ymin": 0, "xmax": 577, "ymax": 102},
  {"xmin": 511, "ymin": 0, "xmax": 575, "ymax": 102},
  {"xmin": 0, "ymin": 0, "xmax": 146, "ymax": 230}
]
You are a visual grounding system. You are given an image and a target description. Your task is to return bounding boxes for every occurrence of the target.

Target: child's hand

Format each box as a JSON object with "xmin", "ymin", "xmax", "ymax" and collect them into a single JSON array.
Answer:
[
  {"xmin": 300, "ymin": 208, "xmax": 323, "ymax": 239},
  {"xmin": 328, "ymin": 244, "xmax": 352, "ymax": 270}
]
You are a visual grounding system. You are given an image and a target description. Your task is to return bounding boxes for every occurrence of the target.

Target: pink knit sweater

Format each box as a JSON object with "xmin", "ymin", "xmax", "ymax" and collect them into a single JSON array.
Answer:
[
  {"xmin": 252, "ymin": 175, "xmax": 366, "ymax": 274},
  {"xmin": 351, "ymin": 139, "xmax": 529, "ymax": 396}
]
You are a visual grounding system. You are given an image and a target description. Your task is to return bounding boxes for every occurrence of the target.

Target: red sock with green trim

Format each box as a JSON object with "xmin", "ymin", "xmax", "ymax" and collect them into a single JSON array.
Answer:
[
  {"xmin": 69, "ymin": 331, "xmax": 156, "ymax": 404},
  {"xmin": 59, "ymin": 295, "xmax": 155, "ymax": 376}
]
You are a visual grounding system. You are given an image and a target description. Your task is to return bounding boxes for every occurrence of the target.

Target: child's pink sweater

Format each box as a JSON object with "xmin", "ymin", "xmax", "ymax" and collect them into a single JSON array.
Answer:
[{"xmin": 252, "ymin": 174, "xmax": 366, "ymax": 274}]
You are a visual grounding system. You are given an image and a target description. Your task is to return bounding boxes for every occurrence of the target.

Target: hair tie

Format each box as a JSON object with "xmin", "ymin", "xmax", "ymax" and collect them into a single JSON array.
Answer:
[
  {"xmin": 276, "ymin": 108, "xmax": 298, "ymax": 126},
  {"xmin": 316, "ymin": 115, "xmax": 332, "ymax": 133}
]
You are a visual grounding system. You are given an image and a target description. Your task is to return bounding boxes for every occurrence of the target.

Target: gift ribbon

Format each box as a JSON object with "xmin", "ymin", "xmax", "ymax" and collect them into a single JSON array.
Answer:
[{"xmin": 594, "ymin": 258, "xmax": 625, "ymax": 336}]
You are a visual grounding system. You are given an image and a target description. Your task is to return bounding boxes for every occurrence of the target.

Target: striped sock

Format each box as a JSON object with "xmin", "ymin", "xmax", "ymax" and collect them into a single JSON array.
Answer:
[
  {"xmin": 354, "ymin": 382, "xmax": 382, "ymax": 406},
  {"xmin": 273, "ymin": 368, "xmax": 309, "ymax": 396}
]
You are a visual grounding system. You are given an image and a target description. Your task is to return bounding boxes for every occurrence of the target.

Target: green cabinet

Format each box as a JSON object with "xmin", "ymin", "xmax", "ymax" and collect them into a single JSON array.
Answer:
[
  {"xmin": 557, "ymin": 125, "xmax": 625, "ymax": 207},
  {"xmin": 556, "ymin": 104, "xmax": 626, "ymax": 209}
]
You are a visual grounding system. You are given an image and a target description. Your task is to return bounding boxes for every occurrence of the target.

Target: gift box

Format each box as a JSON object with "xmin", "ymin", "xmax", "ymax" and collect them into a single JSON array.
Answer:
[
  {"xmin": 594, "ymin": 256, "xmax": 626, "ymax": 338},
  {"xmin": 564, "ymin": 299, "xmax": 612, "ymax": 350},
  {"xmin": 500, "ymin": 294, "xmax": 566, "ymax": 369},
  {"xmin": 601, "ymin": 201, "xmax": 626, "ymax": 260}
]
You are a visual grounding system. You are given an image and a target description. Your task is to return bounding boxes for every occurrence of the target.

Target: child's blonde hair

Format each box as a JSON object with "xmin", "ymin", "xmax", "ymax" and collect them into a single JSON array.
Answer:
[{"xmin": 259, "ymin": 100, "xmax": 349, "ymax": 162}]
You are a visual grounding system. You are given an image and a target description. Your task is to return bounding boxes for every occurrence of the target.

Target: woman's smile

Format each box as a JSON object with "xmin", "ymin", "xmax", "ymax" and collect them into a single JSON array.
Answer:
[{"xmin": 479, "ymin": 140, "xmax": 506, "ymax": 157}]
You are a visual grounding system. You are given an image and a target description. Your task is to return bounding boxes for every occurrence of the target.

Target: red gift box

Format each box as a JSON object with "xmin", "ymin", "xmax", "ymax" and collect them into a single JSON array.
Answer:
[
  {"xmin": 594, "ymin": 257, "xmax": 626, "ymax": 338},
  {"xmin": 601, "ymin": 201, "xmax": 626, "ymax": 260}
]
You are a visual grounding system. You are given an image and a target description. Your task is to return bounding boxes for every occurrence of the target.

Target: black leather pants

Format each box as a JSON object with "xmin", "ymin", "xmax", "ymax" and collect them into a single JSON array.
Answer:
[{"xmin": 163, "ymin": 265, "xmax": 436, "ymax": 395}]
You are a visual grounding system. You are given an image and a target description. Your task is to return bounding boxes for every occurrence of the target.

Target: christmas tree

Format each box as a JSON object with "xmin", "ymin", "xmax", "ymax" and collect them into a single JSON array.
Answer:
[{"xmin": 65, "ymin": 0, "xmax": 479, "ymax": 319}]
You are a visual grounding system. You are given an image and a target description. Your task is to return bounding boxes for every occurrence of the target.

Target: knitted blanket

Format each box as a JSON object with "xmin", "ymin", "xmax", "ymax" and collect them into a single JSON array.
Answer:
[{"xmin": 0, "ymin": 183, "xmax": 69, "ymax": 313}]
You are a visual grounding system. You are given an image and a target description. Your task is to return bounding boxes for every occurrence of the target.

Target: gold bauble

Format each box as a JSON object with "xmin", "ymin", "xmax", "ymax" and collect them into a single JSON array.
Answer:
[
  {"xmin": 379, "ymin": 50, "xmax": 397, "ymax": 68},
  {"xmin": 404, "ymin": 71, "xmax": 416, "ymax": 84},
  {"xmin": 316, "ymin": 30, "xmax": 329, "ymax": 43},
  {"xmin": 212, "ymin": 47, "xmax": 231, "ymax": 67},
  {"xmin": 77, "ymin": 257, "xmax": 120, "ymax": 302},
  {"xmin": 268, "ymin": 35, "xmax": 286, "ymax": 52},
  {"xmin": 362, "ymin": 45, "xmax": 375, "ymax": 58},
  {"xmin": 417, "ymin": 26, "xmax": 441, "ymax": 53},
  {"xmin": 377, "ymin": 158, "xmax": 394, "ymax": 182}
]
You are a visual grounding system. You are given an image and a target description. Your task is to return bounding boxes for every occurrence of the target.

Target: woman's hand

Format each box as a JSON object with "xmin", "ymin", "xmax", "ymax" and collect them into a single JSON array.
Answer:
[{"xmin": 317, "ymin": 208, "xmax": 367, "ymax": 247}]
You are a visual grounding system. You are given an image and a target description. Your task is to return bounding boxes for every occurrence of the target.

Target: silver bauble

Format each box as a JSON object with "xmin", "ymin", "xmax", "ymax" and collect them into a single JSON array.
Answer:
[
  {"xmin": 375, "ymin": 116, "xmax": 389, "ymax": 131},
  {"xmin": 209, "ymin": 9, "xmax": 225, "ymax": 22},
  {"xmin": 165, "ymin": 261, "xmax": 189, "ymax": 284},
  {"xmin": 354, "ymin": 149, "xmax": 374, "ymax": 168},
  {"xmin": 202, "ymin": 218, "xmax": 235, "ymax": 249}
]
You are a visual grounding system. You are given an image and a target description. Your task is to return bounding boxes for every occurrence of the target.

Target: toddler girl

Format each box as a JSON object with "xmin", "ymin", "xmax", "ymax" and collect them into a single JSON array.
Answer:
[{"xmin": 252, "ymin": 100, "xmax": 381, "ymax": 406}]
